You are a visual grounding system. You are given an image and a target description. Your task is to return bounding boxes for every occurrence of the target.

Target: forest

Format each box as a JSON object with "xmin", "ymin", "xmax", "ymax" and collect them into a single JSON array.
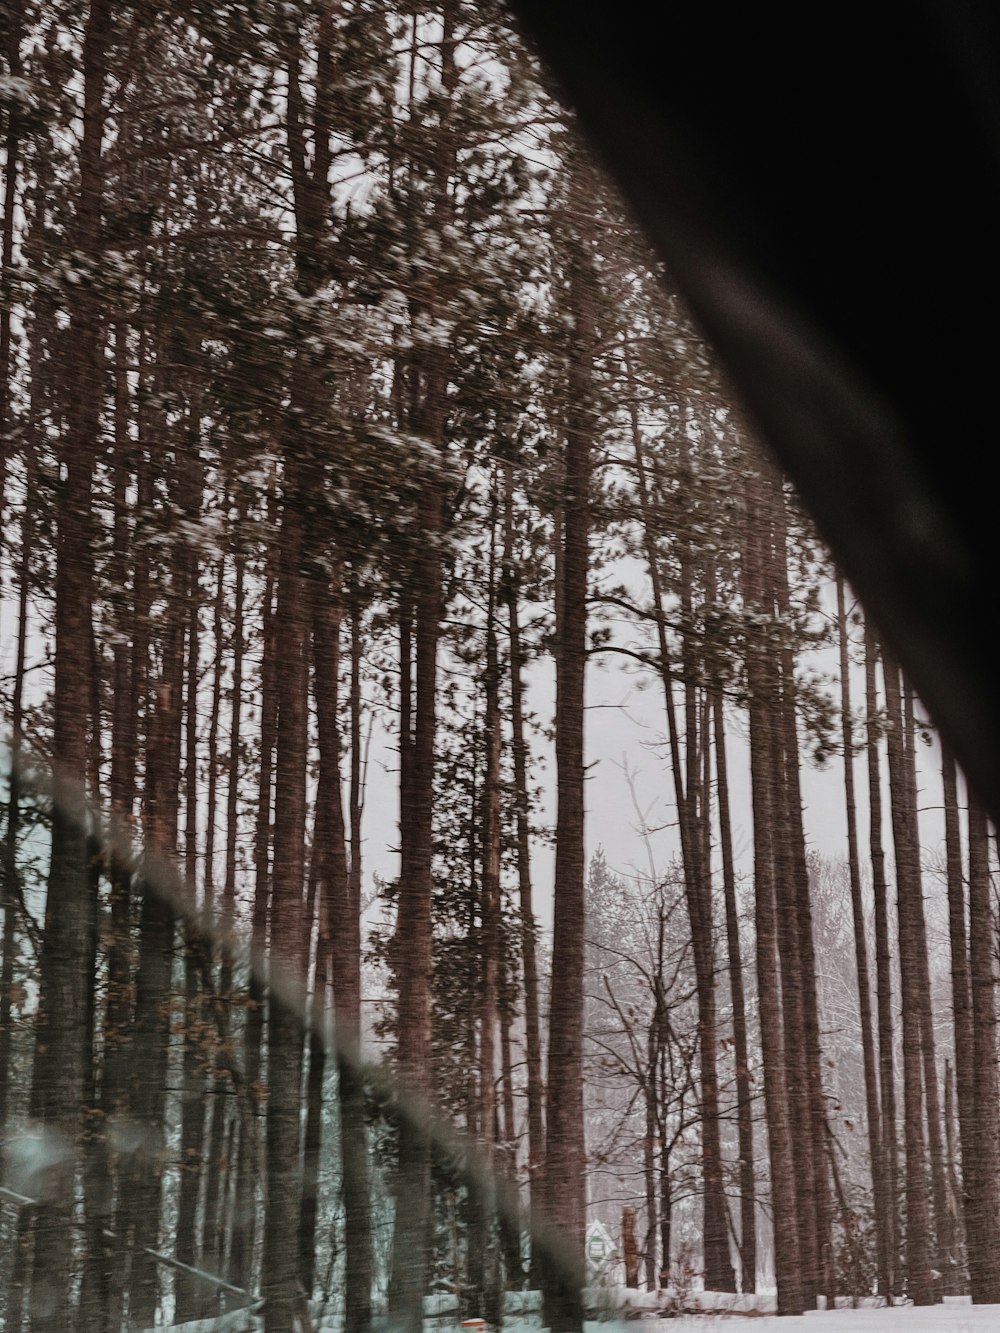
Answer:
[{"xmin": 1, "ymin": 2, "xmax": 999, "ymax": 1332}]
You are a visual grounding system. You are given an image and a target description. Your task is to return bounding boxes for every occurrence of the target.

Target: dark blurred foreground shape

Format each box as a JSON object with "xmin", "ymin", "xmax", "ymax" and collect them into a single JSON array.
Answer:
[{"xmin": 512, "ymin": 0, "xmax": 1000, "ymax": 824}]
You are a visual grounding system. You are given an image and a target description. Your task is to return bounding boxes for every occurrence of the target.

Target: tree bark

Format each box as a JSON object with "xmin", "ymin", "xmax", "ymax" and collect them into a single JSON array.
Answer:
[
  {"xmin": 742, "ymin": 470, "xmax": 802, "ymax": 1316},
  {"xmin": 542, "ymin": 203, "xmax": 595, "ymax": 1333},
  {"xmin": 864, "ymin": 624, "xmax": 899, "ymax": 1292},
  {"xmin": 882, "ymin": 654, "xmax": 933, "ymax": 1305},
  {"xmin": 314, "ymin": 582, "xmax": 374, "ymax": 1329},
  {"xmin": 966, "ymin": 790, "xmax": 1000, "ymax": 1301},
  {"xmin": 233, "ymin": 470, "xmax": 277, "ymax": 1291},
  {"xmin": 29, "ymin": 5, "xmax": 110, "ymax": 1323},
  {"xmin": 388, "ymin": 14, "xmax": 456, "ymax": 1326},
  {"xmin": 773, "ymin": 492, "xmax": 831, "ymax": 1304},
  {"xmin": 902, "ymin": 687, "xmax": 951, "ymax": 1290},
  {"xmin": 836, "ymin": 578, "xmax": 889, "ymax": 1297},
  {"xmin": 204, "ymin": 543, "xmax": 244, "ymax": 1273},
  {"xmin": 713, "ymin": 692, "xmax": 756, "ymax": 1293},
  {"xmin": 477, "ymin": 505, "xmax": 503, "ymax": 1327},
  {"xmin": 262, "ymin": 448, "xmax": 310, "ymax": 1331},
  {"xmin": 942, "ymin": 746, "xmax": 975, "ymax": 1290},
  {"xmin": 0, "ymin": 0, "xmax": 22, "ymax": 538},
  {"xmin": 0, "ymin": 428, "xmax": 33, "ymax": 1133},
  {"xmin": 175, "ymin": 516, "xmax": 208, "ymax": 1322},
  {"xmin": 503, "ymin": 462, "xmax": 545, "ymax": 1251}
]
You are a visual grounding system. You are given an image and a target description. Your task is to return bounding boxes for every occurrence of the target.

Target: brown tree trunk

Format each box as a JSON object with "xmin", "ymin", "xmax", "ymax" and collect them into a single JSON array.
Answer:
[
  {"xmin": 0, "ymin": 437, "xmax": 33, "ymax": 1132},
  {"xmin": 902, "ymin": 687, "xmax": 951, "ymax": 1290},
  {"xmin": 966, "ymin": 791, "xmax": 1000, "ymax": 1301},
  {"xmin": 204, "ymin": 559, "xmax": 225, "ymax": 913},
  {"xmin": 175, "ymin": 529, "xmax": 208, "ymax": 1322},
  {"xmin": 0, "ymin": 400, "xmax": 38, "ymax": 1333},
  {"xmin": 477, "ymin": 507, "xmax": 503, "ymax": 1326},
  {"xmin": 680, "ymin": 544, "xmax": 733, "ymax": 1295},
  {"xmin": 348, "ymin": 584, "xmax": 365, "ymax": 923},
  {"xmin": 127, "ymin": 437, "xmax": 189, "ymax": 1320},
  {"xmin": 499, "ymin": 989, "xmax": 525, "ymax": 1290},
  {"xmin": 713, "ymin": 692, "xmax": 756, "ymax": 1293},
  {"xmin": 836, "ymin": 578, "xmax": 889, "ymax": 1297},
  {"xmin": 943, "ymin": 1059, "xmax": 965, "ymax": 1273},
  {"xmin": 314, "ymin": 582, "xmax": 374, "ymax": 1328},
  {"xmin": 204, "ymin": 545, "xmax": 244, "ymax": 1273},
  {"xmin": 28, "ymin": 5, "xmax": 110, "ymax": 1323},
  {"xmin": 541, "ymin": 209, "xmax": 595, "ymax": 1333},
  {"xmin": 87, "ymin": 320, "xmax": 144, "ymax": 1333},
  {"xmin": 503, "ymin": 464, "xmax": 545, "ymax": 1253},
  {"xmin": 388, "ymin": 15, "xmax": 457, "ymax": 1326},
  {"xmin": 341, "ymin": 579, "xmax": 374, "ymax": 1329},
  {"xmin": 754, "ymin": 489, "xmax": 818, "ymax": 1309},
  {"xmin": 262, "ymin": 447, "xmax": 310, "ymax": 1331},
  {"xmin": 774, "ymin": 493, "xmax": 831, "ymax": 1304},
  {"xmin": 643, "ymin": 1075, "xmax": 658, "ymax": 1291},
  {"xmin": 864, "ymin": 624, "xmax": 899, "ymax": 1292},
  {"xmin": 127, "ymin": 596, "xmax": 184, "ymax": 1325},
  {"xmin": 882, "ymin": 654, "xmax": 933, "ymax": 1305},
  {"xmin": 299, "ymin": 865, "xmax": 327, "ymax": 1302},
  {"xmin": 623, "ymin": 1208, "xmax": 639, "ymax": 1289},
  {"xmin": 742, "ymin": 471, "xmax": 802, "ymax": 1316},
  {"xmin": 942, "ymin": 746, "xmax": 975, "ymax": 1290},
  {"xmin": 388, "ymin": 488, "xmax": 444, "ymax": 1331},
  {"xmin": 233, "ymin": 471, "xmax": 278, "ymax": 1292},
  {"xmin": 0, "ymin": 0, "xmax": 21, "ymax": 535}
]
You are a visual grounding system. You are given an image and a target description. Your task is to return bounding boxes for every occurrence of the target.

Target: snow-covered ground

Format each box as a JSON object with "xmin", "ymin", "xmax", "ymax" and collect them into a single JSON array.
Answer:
[
  {"xmin": 197, "ymin": 1292, "xmax": 999, "ymax": 1333},
  {"xmin": 637, "ymin": 1306, "xmax": 998, "ymax": 1331}
]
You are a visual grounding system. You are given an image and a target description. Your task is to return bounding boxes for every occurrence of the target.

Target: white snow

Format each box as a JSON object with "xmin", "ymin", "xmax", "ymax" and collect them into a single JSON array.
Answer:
[{"xmin": 226, "ymin": 1293, "xmax": 998, "ymax": 1333}]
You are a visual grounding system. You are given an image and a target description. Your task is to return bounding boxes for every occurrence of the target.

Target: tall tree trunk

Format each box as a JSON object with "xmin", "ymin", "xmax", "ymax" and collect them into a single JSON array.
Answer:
[
  {"xmin": 127, "ymin": 596, "xmax": 184, "ymax": 1325},
  {"xmin": 503, "ymin": 463, "xmax": 545, "ymax": 1251},
  {"xmin": 89, "ymin": 320, "xmax": 143, "ymax": 1333},
  {"xmin": 742, "ymin": 470, "xmax": 802, "ymax": 1316},
  {"xmin": 0, "ymin": 0, "xmax": 22, "ymax": 541},
  {"xmin": 28, "ymin": 4, "xmax": 110, "ymax": 1323},
  {"xmin": 643, "ymin": 1075, "xmax": 658, "ymax": 1291},
  {"xmin": 900, "ymin": 687, "xmax": 951, "ymax": 1291},
  {"xmin": 882, "ymin": 654, "xmax": 933, "ymax": 1305},
  {"xmin": 299, "ymin": 866, "xmax": 327, "ymax": 1302},
  {"xmin": 348, "ymin": 583, "xmax": 365, "ymax": 920},
  {"xmin": 754, "ymin": 489, "xmax": 818, "ymax": 1309},
  {"xmin": 262, "ymin": 447, "xmax": 310, "ymax": 1331},
  {"xmin": 713, "ymin": 692, "xmax": 755, "ymax": 1293},
  {"xmin": 942, "ymin": 747, "xmax": 976, "ymax": 1291},
  {"xmin": 679, "ymin": 536, "xmax": 733, "ymax": 1294},
  {"xmin": 233, "ymin": 471, "xmax": 278, "ymax": 1292},
  {"xmin": 836, "ymin": 578, "xmax": 889, "ymax": 1296},
  {"xmin": 175, "ymin": 541, "xmax": 208, "ymax": 1322},
  {"xmin": 773, "ymin": 492, "xmax": 831, "ymax": 1304},
  {"xmin": 476, "ymin": 506, "xmax": 503, "ymax": 1327},
  {"xmin": 388, "ymin": 478, "xmax": 445, "ymax": 1333},
  {"xmin": 965, "ymin": 791, "xmax": 1000, "ymax": 1302},
  {"xmin": 0, "ymin": 399, "xmax": 37, "ymax": 1333},
  {"xmin": 388, "ymin": 14, "xmax": 456, "ymax": 1325},
  {"xmin": 0, "ymin": 439, "xmax": 32, "ymax": 1132},
  {"xmin": 542, "ymin": 209, "xmax": 594, "ymax": 1333},
  {"xmin": 943, "ymin": 1059, "xmax": 965, "ymax": 1274},
  {"xmin": 127, "ymin": 454, "xmax": 188, "ymax": 1321},
  {"xmin": 204, "ymin": 547, "xmax": 243, "ymax": 1273},
  {"xmin": 864, "ymin": 624, "xmax": 899, "ymax": 1292},
  {"xmin": 498, "ymin": 986, "xmax": 524, "ymax": 1291},
  {"xmin": 341, "ymin": 577, "xmax": 374, "ymax": 1330},
  {"xmin": 314, "ymin": 582, "xmax": 374, "ymax": 1328}
]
